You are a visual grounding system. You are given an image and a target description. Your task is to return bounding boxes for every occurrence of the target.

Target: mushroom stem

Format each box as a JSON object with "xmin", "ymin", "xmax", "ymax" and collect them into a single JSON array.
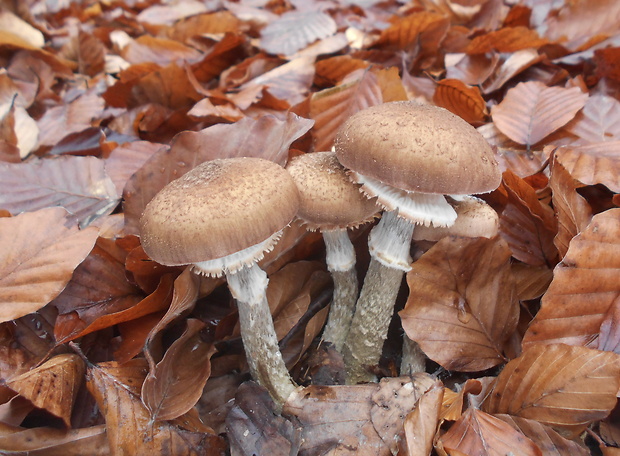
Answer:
[
  {"xmin": 321, "ymin": 229, "xmax": 358, "ymax": 351},
  {"xmin": 227, "ymin": 262, "xmax": 297, "ymax": 408},
  {"xmin": 342, "ymin": 210, "xmax": 422, "ymax": 384}
]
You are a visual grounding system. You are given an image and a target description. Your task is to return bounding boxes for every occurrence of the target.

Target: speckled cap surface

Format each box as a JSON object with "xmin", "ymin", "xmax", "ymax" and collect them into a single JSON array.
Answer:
[
  {"xmin": 139, "ymin": 157, "xmax": 300, "ymax": 266},
  {"xmin": 334, "ymin": 101, "xmax": 501, "ymax": 195},
  {"xmin": 286, "ymin": 151, "xmax": 379, "ymax": 231}
]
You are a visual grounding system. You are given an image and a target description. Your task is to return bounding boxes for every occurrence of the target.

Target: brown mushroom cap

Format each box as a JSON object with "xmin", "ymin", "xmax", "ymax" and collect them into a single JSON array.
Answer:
[
  {"xmin": 286, "ymin": 151, "xmax": 379, "ymax": 231},
  {"xmin": 412, "ymin": 196, "xmax": 499, "ymax": 241},
  {"xmin": 139, "ymin": 157, "xmax": 300, "ymax": 267},
  {"xmin": 334, "ymin": 101, "xmax": 501, "ymax": 195}
]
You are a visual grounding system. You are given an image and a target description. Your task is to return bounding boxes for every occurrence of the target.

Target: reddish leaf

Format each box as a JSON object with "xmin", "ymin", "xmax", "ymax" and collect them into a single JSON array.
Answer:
[
  {"xmin": 523, "ymin": 209, "xmax": 620, "ymax": 348},
  {"xmin": 142, "ymin": 319, "xmax": 216, "ymax": 422},
  {"xmin": 491, "ymin": 82, "xmax": 588, "ymax": 147},
  {"xmin": 0, "ymin": 208, "xmax": 98, "ymax": 323},
  {"xmin": 376, "ymin": 11, "xmax": 450, "ymax": 52},
  {"xmin": 121, "ymin": 35, "xmax": 202, "ymax": 66},
  {"xmin": 554, "ymin": 141, "xmax": 620, "ymax": 192},
  {"xmin": 466, "ymin": 27, "xmax": 548, "ymax": 54},
  {"xmin": 433, "ymin": 79, "xmax": 488, "ymax": 125},
  {"xmin": 482, "ymin": 344, "xmax": 620, "ymax": 438},
  {"xmin": 105, "ymin": 141, "xmax": 164, "ymax": 196},
  {"xmin": 400, "ymin": 236, "xmax": 518, "ymax": 372}
]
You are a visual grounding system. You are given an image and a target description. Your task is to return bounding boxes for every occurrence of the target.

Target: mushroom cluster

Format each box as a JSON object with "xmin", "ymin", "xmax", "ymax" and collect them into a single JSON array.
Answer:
[{"xmin": 333, "ymin": 101, "xmax": 501, "ymax": 383}]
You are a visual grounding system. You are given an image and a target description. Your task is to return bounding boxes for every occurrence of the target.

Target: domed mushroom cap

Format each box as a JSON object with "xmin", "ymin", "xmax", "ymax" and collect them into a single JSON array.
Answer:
[
  {"xmin": 412, "ymin": 196, "xmax": 499, "ymax": 241},
  {"xmin": 334, "ymin": 101, "xmax": 501, "ymax": 195},
  {"xmin": 286, "ymin": 151, "xmax": 379, "ymax": 231},
  {"xmin": 140, "ymin": 157, "xmax": 300, "ymax": 267}
]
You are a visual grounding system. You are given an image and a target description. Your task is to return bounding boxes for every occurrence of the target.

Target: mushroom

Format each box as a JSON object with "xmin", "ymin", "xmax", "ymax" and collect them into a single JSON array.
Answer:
[
  {"xmin": 334, "ymin": 101, "xmax": 501, "ymax": 383},
  {"xmin": 401, "ymin": 196, "xmax": 500, "ymax": 375},
  {"xmin": 286, "ymin": 151, "xmax": 379, "ymax": 351},
  {"xmin": 139, "ymin": 157, "xmax": 299, "ymax": 407}
]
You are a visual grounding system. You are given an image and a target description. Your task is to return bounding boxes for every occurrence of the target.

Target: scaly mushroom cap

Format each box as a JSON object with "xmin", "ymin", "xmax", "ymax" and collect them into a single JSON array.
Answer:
[
  {"xmin": 139, "ymin": 157, "xmax": 300, "ymax": 267},
  {"xmin": 412, "ymin": 196, "xmax": 499, "ymax": 241},
  {"xmin": 334, "ymin": 101, "xmax": 501, "ymax": 195},
  {"xmin": 286, "ymin": 151, "xmax": 379, "ymax": 231}
]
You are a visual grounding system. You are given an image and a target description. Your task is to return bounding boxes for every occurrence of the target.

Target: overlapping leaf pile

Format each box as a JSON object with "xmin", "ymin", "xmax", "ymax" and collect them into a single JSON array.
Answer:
[{"xmin": 1, "ymin": 0, "xmax": 620, "ymax": 454}]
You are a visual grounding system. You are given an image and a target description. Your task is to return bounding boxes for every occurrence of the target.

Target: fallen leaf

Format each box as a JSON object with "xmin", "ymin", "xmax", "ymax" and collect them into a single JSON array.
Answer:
[
  {"xmin": 433, "ymin": 79, "xmax": 487, "ymax": 125},
  {"xmin": 496, "ymin": 415, "xmax": 590, "ymax": 456},
  {"xmin": 482, "ymin": 343, "xmax": 620, "ymax": 438},
  {"xmin": 400, "ymin": 235, "xmax": 518, "ymax": 372},
  {"xmin": 142, "ymin": 319, "xmax": 216, "ymax": 422},
  {"xmin": 565, "ymin": 94, "xmax": 620, "ymax": 143},
  {"xmin": 480, "ymin": 49, "xmax": 542, "ymax": 94},
  {"xmin": 466, "ymin": 26, "xmax": 548, "ymax": 54},
  {"xmin": 105, "ymin": 140, "xmax": 165, "ymax": 196},
  {"xmin": 6, "ymin": 354, "xmax": 85, "ymax": 427},
  {"xmin": 0, "ymin": 208, "xmax": 98, "ymax": 323},
  {"xmin": 375, "ymin": 11, "xmax": 450, "ymax": 53},
  {"xmin": 523, "ymin": 209, "xmax": 620, "ymax": 348},
  {"xmin": 491, "ymin": 81, "xmax": 588, "ymax": 147},
  {"xmin": 0, "ymin": 156, "xmax": 120, "ymax": 227},
  {"xmin": 553, "ymin": 141, "xmax": 620, "ymax": 192},
  {"xmin": 399, "ymin": 382, "xmax": 443, "ymax": 456},
  {"xmin": 121, "ymin": 35, "xmax": 202, "ymax": 66},
  {"xmin": 259, "ymin": 11, "xmax": 337, "ymax": 56},
  {"xmin": 440, "ymin": 408, "xmax": 542, "ymax": 456}
]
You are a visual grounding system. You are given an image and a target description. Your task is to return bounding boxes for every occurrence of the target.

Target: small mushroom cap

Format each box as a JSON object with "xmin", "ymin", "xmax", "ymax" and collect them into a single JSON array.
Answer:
[
  {"xmin": 334, "ymin": 101, "xmax": 501, "ymax": 195},
  {"xmin": 412, "ymin": 196, "xmax": 499, "ymax": 241},
  {"xmin": 139, "ymin": 157, "xmax": 300, "ymax": 267},
  {"xmin": 286, "ymin": 151, "xmax": 379, "ymax": 231}
]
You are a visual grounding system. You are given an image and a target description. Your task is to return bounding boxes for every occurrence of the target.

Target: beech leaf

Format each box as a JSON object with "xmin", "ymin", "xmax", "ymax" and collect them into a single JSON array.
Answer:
[
  {"xmin": 554, "ymin": 141, "xmax": 620, "ymax": 193},
  {"xmin": 0, "ymin": 208, "xmax": 98, "ymax": 323},
  {"xmin": 491, "ymin": 81, "xmax": 587, "ymax": 146},
  {"xmin": 0, "ymin": 156, "xmax": 120, "ymax": 227},
  {"xmin": 6, "ymin": 354, "xmax": 85, "ymax": 427},
  {"xmin": 523, "ymin": 209, "xmax": 620, "ymax": 348},
  {"xmin": 433, "ymin": 79, "xmax": 487, "ymax": 125},
  {"xmin": 259, "ymin": 11, "xmax": 337, "ymax": 56},
  {"xmin": 565, "ymin": 94, "xmax": 620, "ymax": 142},
  {"xmin": 482, "ymin": 344, "xmax": 620, "ymax": 438},
  {"xmin": 400, "ymin": 236, "xmax": 518, "ymax": 372},
  {"xmin": 440, "ymin": 408, "xmax": 542, "ymax": 456}
]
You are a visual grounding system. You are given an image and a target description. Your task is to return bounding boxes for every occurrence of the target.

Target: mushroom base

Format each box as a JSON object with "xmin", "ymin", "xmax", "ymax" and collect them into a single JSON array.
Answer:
[{"xmin": 227, "ymin": 263, "xmax": 296, "ymax": 409}]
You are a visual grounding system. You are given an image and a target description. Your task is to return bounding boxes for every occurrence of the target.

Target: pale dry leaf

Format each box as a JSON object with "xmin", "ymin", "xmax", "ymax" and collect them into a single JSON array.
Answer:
[
  {"xmin": 0, "ymin": 101, "xmax": 38, "ymax": 159},
  {"xmin": 440, "ymin": 408, "xmax": 542, "ymax": 456},
  {"xmin": 137, "ymin": 0, "xmax": 210, "ymax": 26},
  {"xmin": 0, "ymin": 156, "xmax": 120, "ymax": 227},
  {"xmin": 491, "ymin": 81, "xmax": 588, "ymax": 147},
  {"xmin": 549, "ymin": 154, "xmax": 592, "ymax": 259},
  {"xmin": 37, "ymin": 92, "xmax": 105, "ymax": 147},
  {"xmin": 283, "ymin": 374, "xmax": 436, "ymax": 456},
  {"xmin": 523, "ymin": 209, "xmax": 620, "ymax": 348},
  {"xmin": 0, "ymin": 10, "xmax": 44, "ymax": 48},
  {"xmin": 481, "ymin": 49, "xmax": 542, "ymax": 94},
  {"xmin": 482, "ymin": 344, "xmax": 620, "ymax": 438},
  {"xmin": 0, "ymin": 422, "xmax": 109, "ymax": 455},
  {"xmin": 400, "ymin": 236, "xmax": 518, "ymax": 372},
  {"xmin": 554, "ymin": 141, "xmax": 620, "ymax": 192},
  {"xmin": 0, "ymin": 207, "xmax": 98, "ymax": 323},
  {"xmin": 105, "ymin": 141, "xmax": 165, "ymax": 196},
  {"xmin": 142, "ymin": 319, "xmax": 216, "ymax": 422},
  {"xmin": 6, "ymin": 354, "xmax": 85, "ymax": 427},
  {"xmin": 565, "ymin": 94, "xmax": 620, "ymax": 143},
  {"xmin": 259, "ymin": 10, "xmax": 337, "ymax": 56},
  {"xmin": 496, "ymin": 415, "xmax": 589, "ymax": 456}
]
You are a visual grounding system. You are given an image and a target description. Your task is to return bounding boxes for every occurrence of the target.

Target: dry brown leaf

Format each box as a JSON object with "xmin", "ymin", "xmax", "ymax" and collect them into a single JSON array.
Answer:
[
  {"xmin": 123, "ymin": 113, "xmax": 313, "ymax": 234},
  {"xmin": 142, "ymin": 319, "xmax": 216, "ymax": 422},
  {"xmin": 499, "ymin": 170, "xmax": 559, "ymax": 267},
  {"xmin": 0, "ymin": 99, "xmax": 37, "ymax": 159},
  {"xmin": 77, "ymin": 30, "xmax": 105, "ymax": 77},
  {"xmin": 0, "ymin": 207, "xmax": 98, "ymax": 323},
  {"xmin": 86, "ymin": 358, "xmax": 225, "ymax": 455},
  {"xmin": 400, "ymin": 382, "xmax": 443, "ymax": 456},
  {"xmin": 260, "ymin": 10, "xmax": 337, "ymax": 56},
  {"xmin": 491, "ymin": 81, "xmax": 588, "ymax": 147},
  {"xmin": 565, "ymin": 94, "xmax": 620, "ymax": 142},
  {"xmin": 480, "ymin": 49, "xmax": 542, "ymax": 94},
  {"xmin": 466, "ymin": 26, "xmax": 548, "ymax": 54},
  {"xmin": 130, "ymin": 63, "xmax": 204, "ymax": 110},
  {"xmin": 433, "ymin": 79, "xmax": 487, "ymax": 125},
  {"xmin": 496, "ymin": 415, "xmax": 590, "ymax": 456},
  {"xmin": 482, "ymin": 344, "xmax": 620, "ymax": 438},
  {"xmin": 554, "ymin": 141, "xmax": 620, "ymax": 192},
  {"xmin": 445, "ymin": 52, "xmax": 499, "ymax": 86},
  {"xmin": 376, "ymin": 11, "xmax": 450, "ymax": 52},
  {"xmin": 314, "ymin": 55, "xmax": 370, "ymax": 87},
  {"xmin": 0, "ymin": 422, "xmax": 109, "ymax": 455},
  {"xmin": 283, "ymin": 374, "xmax": 436, "ymax": 455},
  {"xmin": 6, "ymin": 354, "xmax": 85, "ymax": 427},
  {"xmin": 439, "ymin": 378, "xmax": 487, "ymax": 422},
  {"xmin": 549, "ymin": 153, "xmax": 593, "ymax": 258},
  {"xmin": 400, "ymin": 235, "xmax": 518, "ymax": 372},
  {"xmin": 310, "ymin": 69, "xmax": 383, "ymax": 151},
  {"xmin": 523, "ymin": 209, "xmax": 620, "ymax": 348},
  {"xmin": 105, "ymin": 141, "xmax": 165, "ymax": 196},
  {"xmin": 121, "ymin": 35, "xmax": 202, "ymax": 66},
  {"xmin": 0, "ymin": 156, "xmax": 119, "ymax": 227},
  {"xmin": 36, "ymin": 92, "xmax": 105, "ymax": 147},
  {"xmin": 511, "ymin": 263, "xmax": 554, "ymax": 302},
  {"xmin": 439, "ymin": 408, "xmax": 542, "ymax": 456},
  {"xmin": 169, "ymin": 11, "xmax": 241, "ymax": 43},
  {"xmin": 191, "ymin": 33, "xmax": 247, "ymax": 83},
  {"xmin": 137, "ymin": 0, "xmax": 209, "ymax": 26}
]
